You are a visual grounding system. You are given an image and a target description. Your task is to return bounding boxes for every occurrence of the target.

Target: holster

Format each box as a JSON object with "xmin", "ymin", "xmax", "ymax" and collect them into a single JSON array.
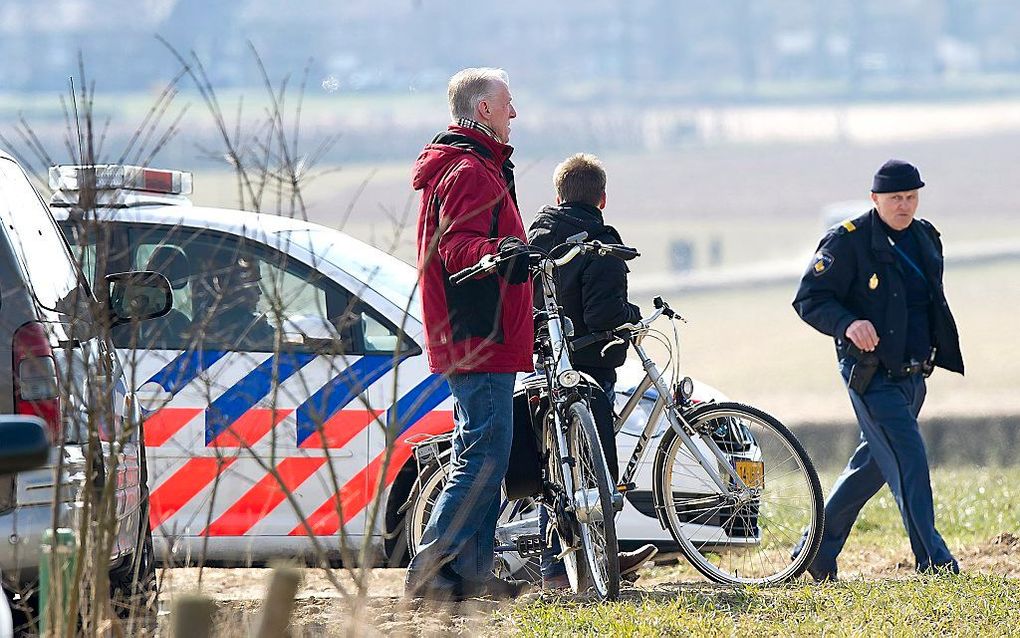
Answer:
[{"xmin": 846, "ymin": 344, "xmax": 880, "ymax": 394}]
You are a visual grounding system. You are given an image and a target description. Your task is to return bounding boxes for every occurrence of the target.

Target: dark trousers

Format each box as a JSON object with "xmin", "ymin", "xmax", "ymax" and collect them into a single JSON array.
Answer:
[{"xmin": 797, "ymin": 362, "xmax": 957, "ymax": 575}]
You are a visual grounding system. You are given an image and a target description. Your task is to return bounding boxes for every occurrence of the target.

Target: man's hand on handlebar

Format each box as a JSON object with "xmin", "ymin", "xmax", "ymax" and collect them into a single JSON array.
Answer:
[{"xmin": 495, "ymin": 236, "xmax": 532, "ymax": 284}]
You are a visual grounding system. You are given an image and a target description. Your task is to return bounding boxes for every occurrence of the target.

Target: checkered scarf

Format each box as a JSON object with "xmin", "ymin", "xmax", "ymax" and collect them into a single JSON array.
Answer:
[{"xmin": 455, "ymin": 117, "xmax": 501, "ymax": 143}]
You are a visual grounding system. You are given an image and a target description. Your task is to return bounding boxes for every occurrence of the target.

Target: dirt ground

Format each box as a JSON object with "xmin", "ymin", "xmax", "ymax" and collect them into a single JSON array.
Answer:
[{"xmin": 156, "ymin": 533, "xmax": 1020, "ymax": 636}]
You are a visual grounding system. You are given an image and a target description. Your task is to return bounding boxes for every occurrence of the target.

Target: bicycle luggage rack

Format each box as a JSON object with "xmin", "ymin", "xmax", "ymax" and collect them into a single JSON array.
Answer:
[{"xmin": 407, "ymin": 432, "xmax": 453, "ymax": 468}]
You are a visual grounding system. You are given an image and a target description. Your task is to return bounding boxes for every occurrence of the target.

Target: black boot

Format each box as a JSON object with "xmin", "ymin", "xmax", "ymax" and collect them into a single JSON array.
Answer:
[{"xmin": 463, "ymin": 575, "xmax": 532, "ymax": 600}]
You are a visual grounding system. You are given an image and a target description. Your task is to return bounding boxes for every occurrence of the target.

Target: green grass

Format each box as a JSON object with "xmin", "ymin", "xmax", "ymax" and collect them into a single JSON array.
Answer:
[
  {"xmin": 500, "ymin": 576, "xmax": 1019, "ymax": 637},
  {"xmin": 849, "ymin": 467, "xmax": 1019, "ymax": 546},
  {"xmin": 491, "ymin": 466, "xmax": 1019, "ymax": 636}
]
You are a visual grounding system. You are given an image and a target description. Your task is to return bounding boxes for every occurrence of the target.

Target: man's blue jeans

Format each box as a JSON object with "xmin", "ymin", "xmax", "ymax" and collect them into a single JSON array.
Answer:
[{"xmin": 407, "ymin": 372, "xmax": 515, "ymax": 586}]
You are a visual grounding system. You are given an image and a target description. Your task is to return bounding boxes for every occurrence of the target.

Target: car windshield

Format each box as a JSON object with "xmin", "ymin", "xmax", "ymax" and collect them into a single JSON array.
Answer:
[{"xmin": 275, "ymin": 228, "xmax": 421, "ymax": 321}]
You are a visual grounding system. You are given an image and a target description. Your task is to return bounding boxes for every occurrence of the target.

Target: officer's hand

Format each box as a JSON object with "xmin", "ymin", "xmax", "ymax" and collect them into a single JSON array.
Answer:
[
  {"xmin": 496, "ymin": 236, "xmax": 531, "ymax": 284},
  {"xmin": 845, "ymin": 319, "xmax": 880, "ymax": 352}
]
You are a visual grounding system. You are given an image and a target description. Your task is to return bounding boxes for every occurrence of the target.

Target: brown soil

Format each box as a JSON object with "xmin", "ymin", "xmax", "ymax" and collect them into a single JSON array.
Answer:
[{"xmin": 157, "ymin": 535, "xmax": 1019, "ymax": 636}]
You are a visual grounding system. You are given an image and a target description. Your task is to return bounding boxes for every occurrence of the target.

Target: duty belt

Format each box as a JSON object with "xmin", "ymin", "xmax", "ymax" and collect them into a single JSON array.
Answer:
[{"xmin": 887, "ymin": 349, "xmax": 936, "ymax": 379}]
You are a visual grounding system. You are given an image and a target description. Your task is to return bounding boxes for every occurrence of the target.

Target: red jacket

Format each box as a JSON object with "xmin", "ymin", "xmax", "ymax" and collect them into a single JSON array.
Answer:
[{"xmin": 412, "ymin": 125, "xmax": 534, "ymax": 374}]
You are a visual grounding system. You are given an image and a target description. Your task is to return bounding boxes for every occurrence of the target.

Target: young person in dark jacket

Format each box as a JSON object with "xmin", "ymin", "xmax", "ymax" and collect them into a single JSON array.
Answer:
[
  {"xmin": 527, "ymin": 153, "xmax": 657, "ymax": 588},
  {"xmin": 528, "ymin": 153, "xmax": 641, "ymax": 397}
]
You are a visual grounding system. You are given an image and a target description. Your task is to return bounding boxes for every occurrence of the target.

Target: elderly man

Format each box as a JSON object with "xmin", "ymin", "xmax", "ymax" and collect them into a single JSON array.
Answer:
[
  {"xmin": 792, "ymin": 159, "xmax": 964, "ymax": 581},
  {"xmin": 405, "ymin": 68, "xmax": 534, "ymax": 601}
]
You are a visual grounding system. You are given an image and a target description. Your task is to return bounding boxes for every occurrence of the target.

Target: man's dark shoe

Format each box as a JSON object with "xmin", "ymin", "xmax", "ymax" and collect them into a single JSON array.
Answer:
[
  {"xmin": 807, "ymin": 564, "xmax": 838, "ymax": 583},
  {"xmin": 464, "ymin": 575, "xmax": 533, "ymax": 600},
  {"xmin": 619, "ymin": 543, "xmax": 658, "ymax": 578},
  {"xmin": 404, "ymin": 565, "xmax": 463, "ymax": 602}
]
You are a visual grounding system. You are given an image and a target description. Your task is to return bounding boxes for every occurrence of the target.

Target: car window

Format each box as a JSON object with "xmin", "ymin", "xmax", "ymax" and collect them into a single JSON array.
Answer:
[
  {"xmin": 57, "ymin": 221, "xmax": 117, "ymax": 294},
  {"xmin": 0, "ymin": 159, "xmax": 91, "ymax": 320},
  {"xmin": 115, "ymin": 225, "xmax": 410, "ymax": 355},
  {"xmin": 276, "ymin": 228, "xmax": 421, "ymax": 321}
]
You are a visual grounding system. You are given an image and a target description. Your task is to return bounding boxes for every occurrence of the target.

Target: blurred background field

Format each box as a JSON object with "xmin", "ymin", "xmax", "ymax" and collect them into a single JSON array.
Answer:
[{"xmin": 6, "ymin": 4, "xmax": 1020, "ymax": 442}]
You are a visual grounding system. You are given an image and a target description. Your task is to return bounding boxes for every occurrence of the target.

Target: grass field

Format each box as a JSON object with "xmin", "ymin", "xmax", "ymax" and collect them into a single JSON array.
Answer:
[
  {"xmin": 160, "ymin": 467, "xmax": 1018, "ymax": 636},
  {"xmin": 493, "ymin": 465, "xmax": 1019, "ymax": 636},
  {"xmin": 501, "ymin": 576, "xmax": 1019, "ymax": 636}
]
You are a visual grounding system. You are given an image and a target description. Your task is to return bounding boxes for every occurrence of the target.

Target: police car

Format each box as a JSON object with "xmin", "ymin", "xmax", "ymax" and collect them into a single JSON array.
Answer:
[{"xmin": 49, "ymin": 164, "xmax": 724, "ymax": 565}]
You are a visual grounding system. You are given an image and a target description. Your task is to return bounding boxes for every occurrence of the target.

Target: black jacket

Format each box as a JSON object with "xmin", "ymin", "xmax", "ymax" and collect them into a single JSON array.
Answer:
[
  {"xmin": 528, "ymin": 202, "xmax": 641, "ymax": 374},
  {"xmin": 793, "ymin": 209, "xmax": 964, "ymax": 375}
]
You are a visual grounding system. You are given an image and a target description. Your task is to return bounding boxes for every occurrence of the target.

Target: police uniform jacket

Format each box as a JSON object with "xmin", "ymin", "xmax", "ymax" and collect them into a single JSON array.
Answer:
[{"xmin": 793, "ymin": 209, "xmax": 964, "ymax": 375}]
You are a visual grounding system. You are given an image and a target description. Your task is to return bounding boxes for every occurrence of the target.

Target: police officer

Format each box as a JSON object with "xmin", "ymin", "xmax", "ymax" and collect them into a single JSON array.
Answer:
[
  {"xmin": 193, "ymin": 254, "xmax": 275, "ymax": 350},
  {"xmin": 792, "ymin": 159, "xmax": 964, "ymax": 581}
]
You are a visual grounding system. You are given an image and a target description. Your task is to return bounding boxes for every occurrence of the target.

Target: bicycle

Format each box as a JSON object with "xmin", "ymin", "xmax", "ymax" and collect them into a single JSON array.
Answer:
[
  {"xmin": 571, "ymin": 295, "xmax": 824, "ymax": 584},
  {"xmin": 405, "ymin": 238, "xmax": 638, "ymax": 600},
  {"xmin": 405, "ymin": 240, "xmax": 825, "ymax": 590}
]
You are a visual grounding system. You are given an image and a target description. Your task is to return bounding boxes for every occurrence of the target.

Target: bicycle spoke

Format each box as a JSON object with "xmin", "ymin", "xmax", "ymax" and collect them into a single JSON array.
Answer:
[{"xmin": 658, "ymin": 404, "xmax": 823, "ymax": 585}]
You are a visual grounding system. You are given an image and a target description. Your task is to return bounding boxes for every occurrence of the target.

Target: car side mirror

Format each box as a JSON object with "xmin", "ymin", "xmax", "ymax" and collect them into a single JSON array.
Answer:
[
  {"xmin": 106, "ymin": 270, "xmax": 173, "ymax": 327},
  {"xmin": 0, "ymin": 415, "xmax": 50, "ymax": 474}
]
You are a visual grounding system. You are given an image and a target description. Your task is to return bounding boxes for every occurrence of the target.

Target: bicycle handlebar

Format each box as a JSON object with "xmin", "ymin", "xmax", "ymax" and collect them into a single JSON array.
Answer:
[
  {"xmin": 448, "ymin": 253, "xmax": 501, "ymax": 285},
  {"xmin": 448, "ymin": 240, "xmax": 640, "ymax": 286},
  {"xmin": 568, "ymin": 296, "xmax": 685, "ymax": 352}
]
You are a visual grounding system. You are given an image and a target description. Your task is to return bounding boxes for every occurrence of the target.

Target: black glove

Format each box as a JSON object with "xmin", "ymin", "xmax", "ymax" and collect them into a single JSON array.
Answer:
[{"xmin": 496, "ymin": 236, "xmax": 531, "ymax": 284}]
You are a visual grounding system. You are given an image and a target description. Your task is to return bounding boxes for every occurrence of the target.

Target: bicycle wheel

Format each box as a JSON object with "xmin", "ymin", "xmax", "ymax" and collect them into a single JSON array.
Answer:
[
  {"xmin": 405, "ymin": 458, "xmax": 449, "ymax": 558},
  {"xmin": 405, "ymin": 457, "xmax": 541, "ymax": 582},
  {"xmin": 567, "ymin": 401, "xmax": 621, "ymax": 599},
  {"xmin": 543, "ymin": 416, "xmax": 586, "ymax": 593},
  {"xmin": 653, "ymin": 402, "xmax": 823, "ymax": 585}
]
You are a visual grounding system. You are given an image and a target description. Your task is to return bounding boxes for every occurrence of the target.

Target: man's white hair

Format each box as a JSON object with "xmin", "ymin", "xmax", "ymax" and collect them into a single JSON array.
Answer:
[{"xmin": 447, "ymin": 67, "xmax": 509, "ymax": 121}]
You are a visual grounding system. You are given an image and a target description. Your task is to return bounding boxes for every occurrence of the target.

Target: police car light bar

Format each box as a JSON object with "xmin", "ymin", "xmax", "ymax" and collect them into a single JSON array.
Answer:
[{"xmin": 48, "ymin": 164, "xmax": 193, "ymax": 196}]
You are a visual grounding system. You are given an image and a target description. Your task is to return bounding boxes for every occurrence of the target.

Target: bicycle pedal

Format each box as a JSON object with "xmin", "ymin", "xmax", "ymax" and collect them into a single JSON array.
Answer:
[
  {"xmin": 514, "ymin": 534, "xmax": 546, "ymax": 558},
  {"xmin": 611, "ymin": 491, "xmax": 625, "ymax": 512}
]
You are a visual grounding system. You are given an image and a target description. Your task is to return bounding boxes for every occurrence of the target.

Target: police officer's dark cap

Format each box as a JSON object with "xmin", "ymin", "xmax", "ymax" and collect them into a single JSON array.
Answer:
[{"xmin": 871, "ymin": 159, "xmax": 925, "ymax": 193}]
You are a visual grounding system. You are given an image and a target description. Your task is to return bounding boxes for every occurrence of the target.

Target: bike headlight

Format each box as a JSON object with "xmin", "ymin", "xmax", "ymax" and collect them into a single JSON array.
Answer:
[
  {"xmin": 557, "ymin": 370, "xmax": 581, "ymax": 388},
  {"xmin": 675, "ymin": 376, "xmax": 695, "ymax": 404}
]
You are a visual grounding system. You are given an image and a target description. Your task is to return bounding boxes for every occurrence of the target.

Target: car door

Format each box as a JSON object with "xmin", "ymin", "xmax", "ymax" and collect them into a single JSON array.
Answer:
[
  {"xmin": 81, "ymin": 222, "xmax": 422, "ymax": 552},
  {"xmin": 3, "ymin": 160, "xmax": 143, "ymax": 559}
]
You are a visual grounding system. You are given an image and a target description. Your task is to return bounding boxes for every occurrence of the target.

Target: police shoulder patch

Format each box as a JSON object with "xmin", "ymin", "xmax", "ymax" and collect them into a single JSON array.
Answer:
[
  {"xmin": 841, "ymin": 220, "xmax": 856, "ymax": 232},
  {"xmin": 812, "ymin": 249, "xmax": 835, "ymax": 276}
]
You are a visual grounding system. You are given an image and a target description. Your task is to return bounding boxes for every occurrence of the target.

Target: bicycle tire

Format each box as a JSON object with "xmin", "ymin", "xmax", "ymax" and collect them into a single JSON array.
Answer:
[
  {"xmin": 404, "ymin": 458, "xmax": 449, "ymax": 558},
  {"xmin": 567, "ymin": 401, "xmax": 621, "ymax": 599},
  {"xmin": 544, "ymin": 414, "xmax": 586, "ymax": 593},
  {"xmin": 653, "ymin": 401, "xmax": 823, "ymax": 585},
  {"xmin": 404, "ymin": 457, "xmax": 541, "ymax": 583}
]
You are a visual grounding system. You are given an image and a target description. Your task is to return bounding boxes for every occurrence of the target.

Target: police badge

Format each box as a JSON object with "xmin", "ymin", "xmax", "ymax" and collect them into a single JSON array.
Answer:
[{"xmin": 812, "ymin": 250, "xmax": 834, "ymax": 276}]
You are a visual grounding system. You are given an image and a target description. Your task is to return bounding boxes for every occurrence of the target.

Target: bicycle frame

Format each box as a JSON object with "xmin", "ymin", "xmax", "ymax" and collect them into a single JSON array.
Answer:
[
  {"xmin": 534, "ymin": 249, "xmax": 592, "ymax": 514},
  {"xmin": 613, "ymin": 325, "xmax": 754, "ymax": 506}
]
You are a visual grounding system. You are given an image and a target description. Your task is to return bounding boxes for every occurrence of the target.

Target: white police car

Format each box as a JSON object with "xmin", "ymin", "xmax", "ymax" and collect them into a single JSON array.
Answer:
[{"xmin": 49, "ymin": 164, "xmax": 721, "ymax": 564}]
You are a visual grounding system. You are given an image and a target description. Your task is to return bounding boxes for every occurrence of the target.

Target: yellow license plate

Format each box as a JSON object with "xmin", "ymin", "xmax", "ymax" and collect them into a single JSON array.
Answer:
[{"xmin": 735, "ymin": 460, "xmax": 765, "ymax": 489}]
